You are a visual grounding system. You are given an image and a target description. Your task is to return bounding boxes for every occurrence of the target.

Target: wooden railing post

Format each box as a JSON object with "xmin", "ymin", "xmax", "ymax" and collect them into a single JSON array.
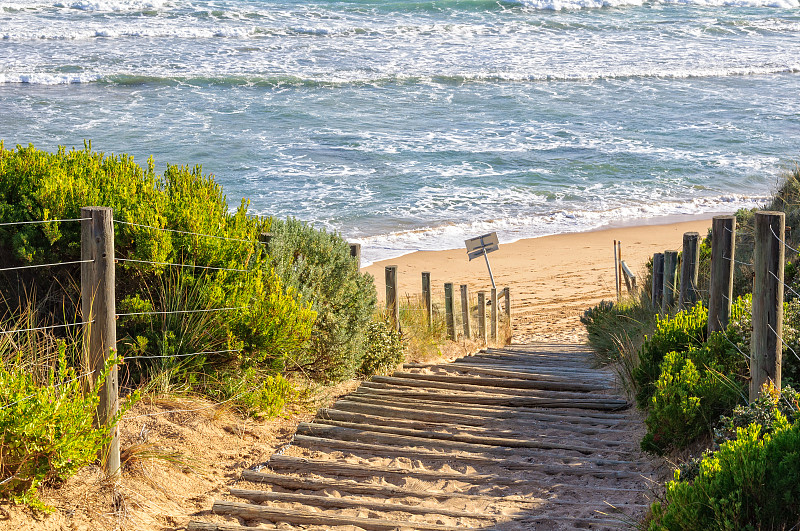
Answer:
[
  {"xmin": 444, "ymin": 283, "xmax": 455, "ymax": 340},
  {"xmin": 349, "ymin": 243, "xmax": 361, "ymax": 270},
  {"xmin": 652, "ymin": 252, "xmax": 664, "ymax": 310},
  {"xmin": 490, "ymin": 287, "xmax": 498, "ymax": 340},
  {"xmin": 503, "ymin": 287, "xmax": 511, "ymax": 342},
  {"xmin": 662, "ymin": 250, "xmax": 679, "ymax": 312},
  {"xmin": 709, "ymin": 216, "xmax": 736, "ymax": 333},
  {"xmin": 81, "ymin": 206, "xmax": 119, "ymax": 479},
  {"xmin": 460, "ymin": 284, "xmax": 471, "ymax": 339},
  {"xmin": 477, "ymin": 291, "xmax": 486, "ymax": 343},
  {"xmin": 385, "ymin": 266, "xmax": 399, "ymax": 330},
  {"xmin": 421, "ymin": 272, "xmax": 432, "ymax": 330},
  {"xmin": 751, "ymin": 211, "xmax": 784, "ymax": 401},
  {"xmin": 679, "ymin": 232, "xmax": 700, "ymax": 309}
]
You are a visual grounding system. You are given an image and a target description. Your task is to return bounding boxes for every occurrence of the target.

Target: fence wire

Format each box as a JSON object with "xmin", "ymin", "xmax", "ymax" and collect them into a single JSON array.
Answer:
[
  {"xmin": 115, "ymin": 220, "xmax": 257, "ymax": 245},
  {"xmin": 116, "ymin": 307, "xmax": 248, "ymax": 318},
  {"xmin": 0, "ymin": 320, "xmax": 94, "ymax": 335},
  {"xmin": 124, "ymin": 349, "xmax": 241, "ymax": 360},
  {"xmin": 116, "ymin": 257, "xmax": 251, "ymax": 273},
  {"xmin": 0, "ymin": 259, "xmax": 94, "ymax": 273},
  {"xmin": 0, "ymin": 218, "xmax": 90, "ymax": 227}
]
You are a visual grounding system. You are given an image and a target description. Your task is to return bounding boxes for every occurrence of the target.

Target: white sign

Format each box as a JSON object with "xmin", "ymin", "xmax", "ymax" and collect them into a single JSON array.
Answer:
[{"xmin": 465, "ymin": 232, "xmax": 499, "ymax": 261}]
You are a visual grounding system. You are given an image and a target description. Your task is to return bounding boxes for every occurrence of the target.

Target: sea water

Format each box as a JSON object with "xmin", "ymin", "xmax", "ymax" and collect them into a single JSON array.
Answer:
[{"xmin": 1, "ymin": 0, "xmax": 799, "ymax": 264}]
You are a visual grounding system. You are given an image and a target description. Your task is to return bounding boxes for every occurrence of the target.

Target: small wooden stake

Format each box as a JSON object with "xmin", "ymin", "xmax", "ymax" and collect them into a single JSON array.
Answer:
[
  {"xmin": 444, "ymin": 283, "xmax": 455, "ymax": 340},
  {"xmin": 421, "ymin": 272, "xmax": 432, "ymax": 329},
  {"xmin": 385, "ymin": 265, "xmax": 399, "ymax": 330},
  {"xmin": 477, "ymin": 291, "xmax": 486, "ymax": 343},
  {"xmin": 751, "ymin": 211, "xmax": 784, "ymax": 401},
  {"xmin": 679, "ymin": 232, "xmax": 700, "ymax": 309},
  {"xmin": 81, "ymin": 206, "xmax": 119, "ymax": 479},
  {"xmin": 349, "ymin": 243, "xmax": 361, "ymax": 270},
  {"xmin": 491, "ymin": 287, "xmax": 498, "ymax": 340},
  {"xmin": 709, "ymin": 216, "xmax": 736, "ymax": 333},
  {"xmin": 662, "ymin": 250, "xmax": 678, "ymax": 311},
  {"xmin": 613, "ymin": 240, "xmax": 620, "ymax": 302},
  {"xmin": 652, "ymin": 252, "xmax": 664, "ymax": 311},
  {"xmin": 460, "ymin": 284, "xmax": 471, "ymax": 339}
]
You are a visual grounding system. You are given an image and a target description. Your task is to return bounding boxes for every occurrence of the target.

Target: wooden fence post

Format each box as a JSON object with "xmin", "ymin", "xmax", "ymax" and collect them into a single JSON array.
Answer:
[
  {"xmin": 751, "ymin": 211, "xmax": 785, "ymax": 401},
  {"xmin": 662, "ymin": 250, "xmax": 678, "ymax": 312},
  {"xmin": 652, "ymin": 252, "xmax": 664, "ymax": 310},
  {"xmin": 444, "ymin": 283, "xmax": 455, "ymax": 340},
  {"xmin": 460, "ymin": 284, "xmax": 471, "ymax": 339},
  {"xmin": 679, "ymin": 232, "xmax": 700, "ymax": 309},
  {"xmin": 421, "ymin": 272, "xmax": 432, "ymax": 329},
  {"xmin": 503, "ymin": 287, "xmax": 511, "ymax": 341},
  {"xmin": 477, "ymin": 291, "xmax": 486, "ymax": 343},
  {"xmin": 490, "ymin": 287, "xmax": 498, "ymax": 340},
  {"xmin": 613, "ymin": 240, "xmax": 620, "ymax": 302},
  {"xmin": 80, "ymin": 206, "xmax": 119, "ymax": 479},
  {"xmin": 385, "ymin": 266, "xmax": 399, "ymax": 330},
  {"xmin": 349, "ymin": 243, "xmax": 361, "ymax": 270},
  {"xmin": 709, "ymin": 216, "xmax": 736, "ymax": 333}
]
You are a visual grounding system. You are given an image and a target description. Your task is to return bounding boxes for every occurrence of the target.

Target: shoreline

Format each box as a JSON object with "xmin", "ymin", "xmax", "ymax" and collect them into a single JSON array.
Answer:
[
  {"xmin": 362, "ymin": 214, "xmax": 717, "ymax": 343},
  {"xmin": 356, "ymin": 210, "xmax": 738, "ymax": 267}
]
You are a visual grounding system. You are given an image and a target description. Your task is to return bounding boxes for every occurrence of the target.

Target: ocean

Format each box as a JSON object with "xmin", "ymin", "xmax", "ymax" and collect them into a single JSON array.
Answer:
[{"xmin": 1, "ymin": 0, "xmax": 798, "ymax": 264}]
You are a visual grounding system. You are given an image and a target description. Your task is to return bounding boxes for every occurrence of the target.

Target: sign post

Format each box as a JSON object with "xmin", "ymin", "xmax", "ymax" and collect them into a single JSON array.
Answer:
[{"xmin": 465, "ymin": 232, "xmax": 499, "ymax": 290}]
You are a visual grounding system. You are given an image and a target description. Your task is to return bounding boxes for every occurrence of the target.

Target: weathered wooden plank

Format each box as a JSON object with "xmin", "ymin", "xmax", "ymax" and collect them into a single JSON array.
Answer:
[
  {"xmin": 296, "ymin": 423, "xmax": 635, "ymax": 461},
  {"xmin": 267, "ymin": 455, "xmax": 644, "ymax": 485},
  {"xmin": 390, "ymin": 370, "xmax": 610, "ymax": 392},
  {"xmin": 321, "ymin": 405, "xmax": 628, "ymax": 438},
  {"xmin": 404, "ymin": 362, "xmax": 611, "ymax": 384},
  {"xmin": 310, "ymin": 417, "xmax": 625, "ymax": 451},
  {"xmin": 352, "ymin": 387, "xmax": 630, "ymax": 411},
  {"xmin": 228, "ymin": 488, "xmax": 498, "ymax": 520},
  {"xmin": 341, "ymin": 394, "xmax": 631, "ymax": 424},
  {"xmin": 365, "ymin": 376, "xmax": 620, "ymax": 401},
  {"xmin": 291, "ymin": 434, "xmax": 648, "ymax": 479},
  {"xmin": 212, "ymin": 500, "xmax": 461, "ymax": 531},
  {"xmin": 240, "ymin": 470, "xmax": 537, "ymax": 504}
]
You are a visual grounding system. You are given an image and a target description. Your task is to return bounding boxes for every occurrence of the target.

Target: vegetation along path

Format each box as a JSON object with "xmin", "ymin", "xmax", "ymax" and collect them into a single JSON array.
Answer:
[{"xmin": 188, "ymin": 343, "xmax": 655, "ymax": 530}]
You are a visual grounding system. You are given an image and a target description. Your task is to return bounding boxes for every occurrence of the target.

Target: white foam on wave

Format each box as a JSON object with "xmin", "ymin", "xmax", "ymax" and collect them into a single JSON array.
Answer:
[
  {"xmin": 53, "ymin": 0, "xmax": 168, "ymax": 12},
  {"xmin": 352, "ymin": 194, "xmax": 766, "ymax": 265},
  {"xmin": 0, "ymin": 72, "xmax": 103, "ymax": 84},
  {"xmin": 509, "ymin": 0, "xmax": 798, "ymax": 8}
]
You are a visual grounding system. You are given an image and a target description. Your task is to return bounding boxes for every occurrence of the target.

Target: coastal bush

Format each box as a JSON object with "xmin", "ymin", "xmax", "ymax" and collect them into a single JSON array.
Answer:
[
  {"xmin": 267, "ymin": 217, "xmax": 376, "ymax": 382},
  {"xmin": 0, "ymin": 346, "xmax": 121, "ymax": 510},
  {"xmin": 358, "ymin": 316, "xmax": 406, "ymax": 377},
  {"xmin": 633, "ymin": 303, "xmax": 709, "ymax": 409},
  {"xmin": 648, "ymin": 419, "xmax": 800, "ymax": 530},
  {"xmin": 641, "ymin": 338, "xmax": 746, "ymax": 455}
]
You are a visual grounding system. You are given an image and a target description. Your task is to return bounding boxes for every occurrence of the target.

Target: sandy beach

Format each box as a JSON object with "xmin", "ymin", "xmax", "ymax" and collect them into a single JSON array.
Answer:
[{"xmin": 364, "ymin": 216, "xmax": 716, "ymax": 344}]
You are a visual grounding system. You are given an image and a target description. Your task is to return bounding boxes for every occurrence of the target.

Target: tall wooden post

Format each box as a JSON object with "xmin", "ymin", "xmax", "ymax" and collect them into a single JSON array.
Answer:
[
  {"xmin": 444, "ymin": 283, "xmax": 455, "ymax": 340},
  {"xmin": 662, "ymin": 250, "xmax": 679, "ymax": 312},
  {"xmin": 349, "ymin": 243, "xmax": 361, "ymax": 270},
  {"xmin": 613, "ymin": 240, "xmax": 620, "ymax": 302},
  {"xmin": 477, "ymin": 291, "xmax": 486, "ymax": 343},
  {"xmin": 421, "ymin": 272, "xmax": 432, "ymax": 329},
  {"xmin": 679, "ymin": 232, "xmax": 700, "ymax": 309},
  {"xmin": 460, "ymin": 284, "xmax": 471, "ymax": 339},
  {"xmin": 709, "ymin": 216, "xmax": 736, "ymax": 333},
  {"xmin": 81, "ymin": 207, "xmax": 119, "ymax": 479},
  {"xmin": 652, "ymin": 252, "xmax": 664, "ymax": 311},
  {"xmin": 751, "ymin": 211, "xmax": 784, "ymax": 401},
  {"xmin": 490, "ymin": 287, "xmax": 498, "ymax": 340},
  {"xmin": 385, "ymin": 266, "xmax": 399, "ymax": 330}
]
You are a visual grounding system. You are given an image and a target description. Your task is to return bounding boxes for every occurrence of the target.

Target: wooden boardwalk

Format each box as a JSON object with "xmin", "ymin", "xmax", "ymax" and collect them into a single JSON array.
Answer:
[{"xmin": 189, "ymin": 343, "xmax": 653, "ymax": 530}]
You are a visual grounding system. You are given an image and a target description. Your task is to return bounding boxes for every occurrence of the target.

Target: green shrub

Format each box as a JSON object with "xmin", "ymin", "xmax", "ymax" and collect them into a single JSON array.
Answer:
[
  {"xmin": 641, "ymin": 343, "xmax": 745, "ymax": 455},
  {"xmin": 634, "ymin": 303, "xmax": 710, "ymax": 409},
  {"xmin": 0, "ymin": 347, "xmax": 122, "ymax": 510},
  {"xmin": 0, "ymin": 143, "xmax": 328, "ymax": 387},
  {"xmin": 648, "ymin": 419, "xmax": 800, "ymax": 530},
  {"xmin": 267, "ymin": 217, "xmax": 376, "ymax": 382},
  {"xmin": 715, "ymin": 384, "xmax": 800, "ymax": 446},
  {"xmin": 359, "ymin": 316, "xmax": 406, "ymax": 377}
]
